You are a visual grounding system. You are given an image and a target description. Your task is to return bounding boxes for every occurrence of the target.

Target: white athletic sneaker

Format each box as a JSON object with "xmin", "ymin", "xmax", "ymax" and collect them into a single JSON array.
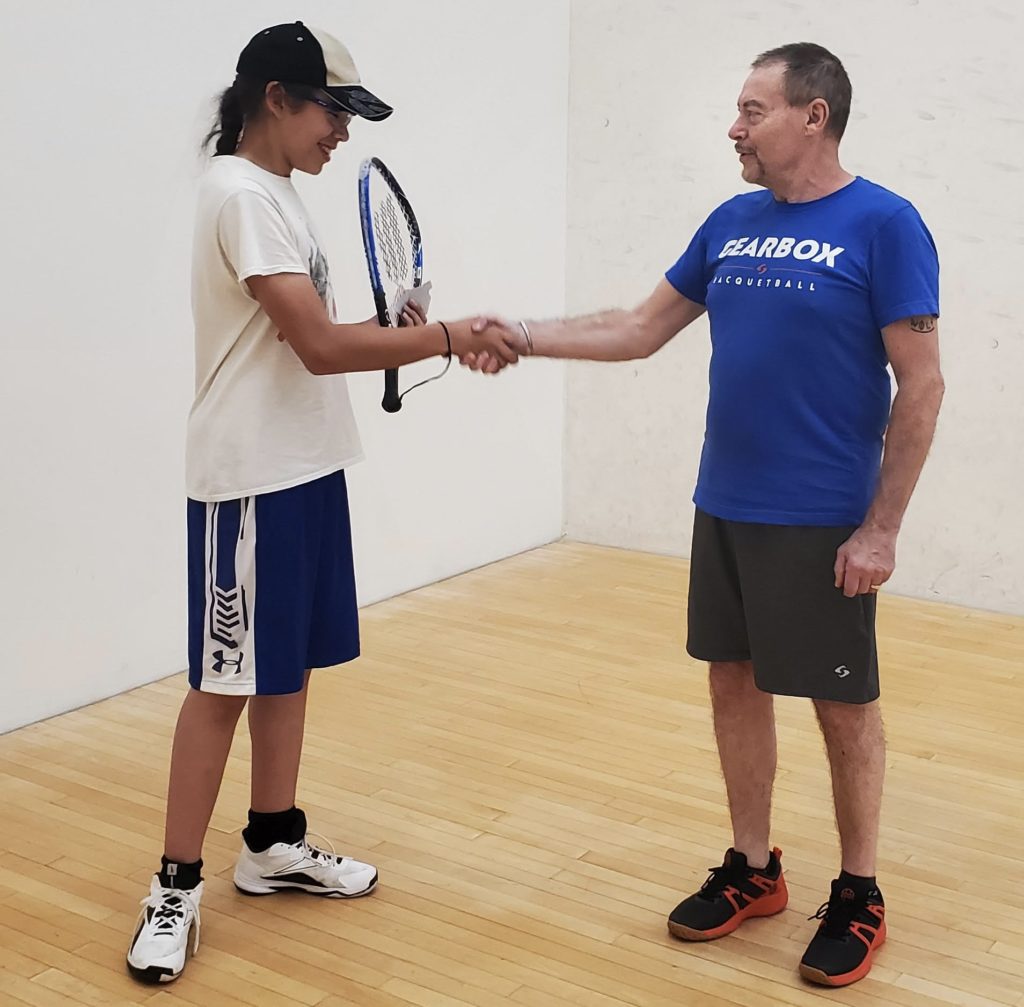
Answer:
[
  {"xmin": 233, "ymin": 832, "xmax": 378, "ymax": 898},
  {"xmin": 126, "ymin": 876, "xmax": 203, "ymax": 984}
]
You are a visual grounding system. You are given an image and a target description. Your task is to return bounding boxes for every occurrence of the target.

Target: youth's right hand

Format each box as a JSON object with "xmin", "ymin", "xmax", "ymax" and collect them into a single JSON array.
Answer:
[
  {"xmin": 461, "ymin": 316, "xmax": 527, "ymax": 373},
  {"xmin": 447, "ymin": 318, "xmax": 520, "ymax": 369}
]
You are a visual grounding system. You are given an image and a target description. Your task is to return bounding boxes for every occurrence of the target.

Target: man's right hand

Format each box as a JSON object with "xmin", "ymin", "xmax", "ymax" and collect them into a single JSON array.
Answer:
[
  {"xmin": 458, "ymin": 316, "xmax": 526, "ymax": 374},
  {"xmin": 448, "ymin": 316, "xmax": 524, "ymax": 371}
]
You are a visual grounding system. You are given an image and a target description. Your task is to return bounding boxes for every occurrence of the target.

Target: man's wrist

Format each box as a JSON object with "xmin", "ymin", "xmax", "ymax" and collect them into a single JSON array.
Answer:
[
  {"xmin": 517, "ymin": 319, "xmax": 534, "ymax": 356},
  {"xmin": 861, "ymin": 514, "xmax": 901, "ymax": 535}
]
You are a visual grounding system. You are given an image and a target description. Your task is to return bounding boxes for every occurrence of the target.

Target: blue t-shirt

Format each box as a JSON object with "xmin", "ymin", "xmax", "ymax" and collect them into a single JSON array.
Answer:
[{"xmin": 666, "ymin": 176, "xmax": 939, "ymax": 526}]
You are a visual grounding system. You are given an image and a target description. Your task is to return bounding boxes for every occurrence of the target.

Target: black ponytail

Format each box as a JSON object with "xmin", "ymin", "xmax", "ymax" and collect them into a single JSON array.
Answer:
[{"xmin": 202, "ymin": 75, "xmax": 271, "ymax": 156}]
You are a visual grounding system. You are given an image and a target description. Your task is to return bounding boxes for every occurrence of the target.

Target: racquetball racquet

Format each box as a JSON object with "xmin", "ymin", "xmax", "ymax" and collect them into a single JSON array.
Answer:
[{"xmin": 357, "ymin": 156, "xmax": 429, "ymax": 413}]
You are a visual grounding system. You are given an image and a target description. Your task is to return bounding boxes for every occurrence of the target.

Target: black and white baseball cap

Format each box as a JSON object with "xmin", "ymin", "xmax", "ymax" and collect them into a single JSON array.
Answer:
[{"xmin": 237, "ymin": 22, "xmax": 393, "ymax": 121}]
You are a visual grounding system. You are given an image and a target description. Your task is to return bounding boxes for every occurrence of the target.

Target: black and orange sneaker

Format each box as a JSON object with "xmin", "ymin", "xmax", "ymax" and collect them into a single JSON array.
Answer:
[
  {"xmin": 799, "ymin": 878, "xmax": 886, "ymax": 986},
  {"xmin": 667, "ymin": 847, "xmax": 788, "ymax": 941}
]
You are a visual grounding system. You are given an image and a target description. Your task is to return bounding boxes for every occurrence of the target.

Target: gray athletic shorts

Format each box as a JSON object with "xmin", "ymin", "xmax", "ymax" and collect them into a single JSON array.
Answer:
[{"xmin": 686, "ymin": 508, "xmax": 879, "ymax": 704}]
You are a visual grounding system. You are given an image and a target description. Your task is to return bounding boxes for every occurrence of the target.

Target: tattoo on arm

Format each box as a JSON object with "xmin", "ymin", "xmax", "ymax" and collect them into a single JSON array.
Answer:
[{"xmin": 908, "ymin": 315, "xmax": 937, "ymax": 333}]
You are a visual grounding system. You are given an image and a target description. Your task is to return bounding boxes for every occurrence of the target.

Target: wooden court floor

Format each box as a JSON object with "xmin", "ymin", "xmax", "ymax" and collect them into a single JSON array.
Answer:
[{"xmin": 1, "ymin": 541, "xmax": 1022, "ymax": 1006}]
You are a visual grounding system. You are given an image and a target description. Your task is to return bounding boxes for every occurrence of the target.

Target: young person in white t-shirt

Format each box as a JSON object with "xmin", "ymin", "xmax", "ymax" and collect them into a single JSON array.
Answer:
[{"xmin": 127, "ymin": 22, "xmax": 519, "ymax": 985}]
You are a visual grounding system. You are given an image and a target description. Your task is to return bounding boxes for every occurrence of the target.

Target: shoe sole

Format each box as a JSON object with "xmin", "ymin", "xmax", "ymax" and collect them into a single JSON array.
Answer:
[
  {"xmin": 667, "ymin": 885, "xmax": 789, "ymax": 942},
  {"xmin": 233, "ymin": 872, "xmax": 378, "ymax": 899},
  {"xmin": 799, "ymin": 926, "xmax": 887, "ymax": 987},
  {"xmin": 126, "ymin": 961, "xmax": 184, "ymax": 985}
]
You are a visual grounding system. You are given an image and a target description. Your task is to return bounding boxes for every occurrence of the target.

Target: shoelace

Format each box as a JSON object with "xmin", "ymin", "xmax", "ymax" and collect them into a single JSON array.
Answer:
[
  {"xmin": 808, "ymin": 898, "xmax": 859, "ymax": 939},
  {"xmin": 300, "ymin": 832, "xmax": 345, "ymax": 866},
  {"xmin": 697, "ymin": 863, "xmax": 747, "ymax": 901},
  {"xmin": 140, "ymin": 887, "xmax": 200, "ymax": 941}
]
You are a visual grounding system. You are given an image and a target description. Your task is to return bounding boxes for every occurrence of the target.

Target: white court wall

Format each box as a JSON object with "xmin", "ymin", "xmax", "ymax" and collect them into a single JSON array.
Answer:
[
  {"xmin": 565, "ymin": 0, "xmax": 1024, "ymax": 614},
  {"xmin": 0, "ymin": 1, "xmax": 569, "ymax": 732}
]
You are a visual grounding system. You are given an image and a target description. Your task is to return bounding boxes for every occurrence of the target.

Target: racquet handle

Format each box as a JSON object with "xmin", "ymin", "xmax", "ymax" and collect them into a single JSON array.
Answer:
[{"xmin": 382, "ymin": 368, "xmax": 402, "ymax": 413}]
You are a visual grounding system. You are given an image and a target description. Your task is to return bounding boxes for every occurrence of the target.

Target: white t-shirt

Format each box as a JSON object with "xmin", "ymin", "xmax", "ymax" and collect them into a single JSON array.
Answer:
[{"xmin": 186, "ymin": 155, "xmax": 363, "ymax": 501}]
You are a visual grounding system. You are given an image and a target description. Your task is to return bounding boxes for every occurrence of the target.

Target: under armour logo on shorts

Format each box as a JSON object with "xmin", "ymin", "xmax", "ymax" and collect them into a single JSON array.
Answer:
[{"xmin": 211, "ymin": 649, "xmax": 244, "ymax": 675}]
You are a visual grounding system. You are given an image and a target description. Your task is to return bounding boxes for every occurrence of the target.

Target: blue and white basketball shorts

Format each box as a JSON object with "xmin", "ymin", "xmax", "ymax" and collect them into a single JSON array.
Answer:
[{"xmin": 187, "ymin": 470, "xmax": 360, "ymax": 695}]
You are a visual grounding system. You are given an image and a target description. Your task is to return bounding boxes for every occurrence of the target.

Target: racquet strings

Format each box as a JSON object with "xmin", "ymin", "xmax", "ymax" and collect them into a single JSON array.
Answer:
[{"xmin": 367, "ymin": 169, "xmax": 415, "ymax": 326}]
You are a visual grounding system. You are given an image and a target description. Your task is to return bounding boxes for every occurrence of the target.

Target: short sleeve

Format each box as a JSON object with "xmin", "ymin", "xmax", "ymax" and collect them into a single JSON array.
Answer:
[
  {"xmin": 665, "ymin": 218, "xmax": 712, "ymax": 306},
  {"xmin": 868, "ymin": 205, "xmax": 939, "ymax": 330},
  {"xmin": 217, "ymin": 189, "xmax": 307, "ymax": 286}
]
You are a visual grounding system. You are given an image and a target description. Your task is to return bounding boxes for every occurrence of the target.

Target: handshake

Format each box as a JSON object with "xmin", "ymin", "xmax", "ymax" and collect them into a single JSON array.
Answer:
[
  {"xmin": 396, "ymin": 301, "xmax": 533, "ymax": 373},
  {"xmin": 447, "ymin": 316, "xmax": 531, "ymax": 374}
]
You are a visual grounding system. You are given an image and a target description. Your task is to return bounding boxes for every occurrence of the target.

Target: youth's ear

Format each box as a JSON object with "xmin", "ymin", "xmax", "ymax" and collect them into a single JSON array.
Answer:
[{"xmin": 263, "ymin": 80, "xmax": 290, "ymax": 119}]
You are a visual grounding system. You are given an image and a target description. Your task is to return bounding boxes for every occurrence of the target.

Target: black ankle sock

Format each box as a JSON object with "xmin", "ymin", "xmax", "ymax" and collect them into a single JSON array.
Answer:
[
  {"xmin": 749, "ymin": 850, "xmax": 779, "ymax": 877},
  {"xmin": 838, "ymin": 869, "xmax": 878, "ymax": 897},
  {"xmin": 159, "ymin": 856, "xmax": 202, "ymax": 890},
  {"xmin": 243, "ymin": 806, "xmax": 306, "ymax": 853},
  {"xmin": 733, "ymin": 849, "xmax": 777, "ymax": 876}
]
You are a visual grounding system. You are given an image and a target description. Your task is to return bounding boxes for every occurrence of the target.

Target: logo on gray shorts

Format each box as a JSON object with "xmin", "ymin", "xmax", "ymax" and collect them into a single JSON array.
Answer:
[{"xmin": 834, "ymin": 665, "xmax": 852, "ymax": 679}]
